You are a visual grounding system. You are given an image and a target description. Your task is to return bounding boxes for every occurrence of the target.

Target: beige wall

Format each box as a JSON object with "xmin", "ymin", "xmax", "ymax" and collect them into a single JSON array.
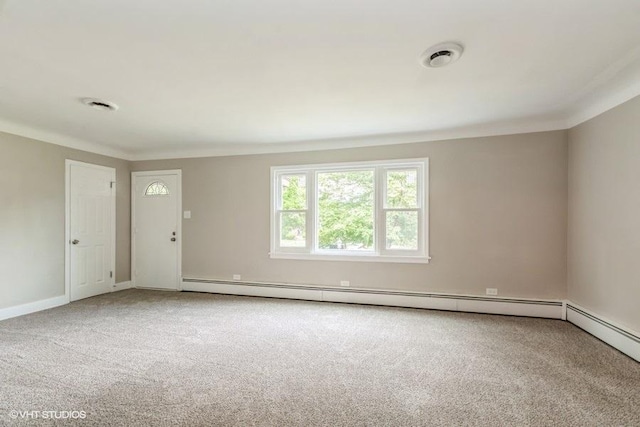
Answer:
[
  {"xmin": 568, "ymin": 96, "xmax": 640, "ymax": 332},
  {"xmin": 5, "ymin": 94, "xmax": 639, "ymax": 325},
  {"xmin": 133, "ymin": 131, "xmax": 568, "ymax": 299},
  {"xmin": 0, "ymin": 132, "xmax": 131, "ymax": 309}
]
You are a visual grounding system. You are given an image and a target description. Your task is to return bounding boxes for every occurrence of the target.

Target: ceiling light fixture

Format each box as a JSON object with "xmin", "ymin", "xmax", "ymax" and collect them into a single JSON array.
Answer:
[
  {"xmin": 419, "ymin": 42, "xmax": 464, "ymax": 68},
  {"xmin": 81, "ymin": 98, "xmax": 119, "ymax": 111}
]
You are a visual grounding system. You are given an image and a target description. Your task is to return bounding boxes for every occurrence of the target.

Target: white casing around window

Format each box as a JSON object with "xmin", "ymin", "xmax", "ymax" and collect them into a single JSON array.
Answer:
[{"xmin": 270, "ymin": 158, "xmax": 430, "ymax": 264}]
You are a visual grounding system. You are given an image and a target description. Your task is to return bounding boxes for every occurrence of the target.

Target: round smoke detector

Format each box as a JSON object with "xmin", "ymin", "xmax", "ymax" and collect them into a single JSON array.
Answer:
[
  {"xmin": 419, "ymin": 42, "xmax": 464, "ymax": 68},
  {"xmin": 81, "ymin": 98, "xmax": 119, "ymax": 112}
]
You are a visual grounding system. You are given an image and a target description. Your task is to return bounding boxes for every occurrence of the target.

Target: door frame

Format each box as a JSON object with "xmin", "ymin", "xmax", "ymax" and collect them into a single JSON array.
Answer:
[
  {"xmin": 65, "ymin": 160, "xmax": 117, "ymax": 302},
  {"xmin": 131, "ymin": 170, "xmax": 183, "ymax": 290}
]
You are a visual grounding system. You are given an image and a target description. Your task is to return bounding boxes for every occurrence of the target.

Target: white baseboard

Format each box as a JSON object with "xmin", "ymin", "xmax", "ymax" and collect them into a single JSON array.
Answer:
[
  {"xmin": 1, "ymin": 282, "xmax": 132, "ymax": 322},
  {"xmin": 182, "ymin": 279, "xmax": 564, "ymax": 319},
  {"xmin": 113, "ymin": 281, "xmax": 133, "ymax": 291},
  {"xmin": 566, "ymin": 302, "xmax": 640, "ymax": 362},
  {"xmin": 0, "ymin": 295, "xmax": 69, "ymax": 322},
  {"xmin": 4, "ymin": 285, "xmax": 636, "ymax": 363}
]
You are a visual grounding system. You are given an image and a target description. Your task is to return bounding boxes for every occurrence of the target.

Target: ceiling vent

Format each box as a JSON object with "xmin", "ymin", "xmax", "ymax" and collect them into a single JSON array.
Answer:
[
  {"xmin": 81, "ymin": 98, "xmax": 119, "ymax": 111},
  {"xmin": 420, "ymin": 42, "xmax": 464, "ymax": 68}
]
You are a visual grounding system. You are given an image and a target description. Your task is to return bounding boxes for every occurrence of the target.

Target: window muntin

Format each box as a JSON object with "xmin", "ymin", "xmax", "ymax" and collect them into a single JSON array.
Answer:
[
  {"xmin": 271, "ymin": 159, "xmax": 429, "ymax": 263},
  {"xmin": 145, "ymin": 181, "xmax": 169, "ymax": 196},
  {"xmin": 382, "ymin": 168, "xmax": 420, "ymax": 252},
  {"xmin": 276, "ymin": 173, "xmax": 309, "ymax": 249}
]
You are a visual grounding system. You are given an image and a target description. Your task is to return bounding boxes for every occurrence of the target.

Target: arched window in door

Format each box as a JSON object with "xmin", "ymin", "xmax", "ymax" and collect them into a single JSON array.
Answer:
[{"xmin": 145, "ymin": 181, "xmax": 169, "ymax": 196}]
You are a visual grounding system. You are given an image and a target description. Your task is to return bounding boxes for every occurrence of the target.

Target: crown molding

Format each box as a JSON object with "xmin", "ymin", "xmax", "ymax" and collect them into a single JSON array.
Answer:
[
  {"xmin": 0, "ymin": 118, "xmax": 133, "ymax": 160},
  {"xmin": 129, "ymin": 118, "xmax": 569, "ymax": 161},
  {"xmin": 3, "ymin": 84, "xmax": 640, "ymax": 162},
  {"xmin": 3, "ymin": 45, "xmax": 640, "ymax": 161},
  {"xmin": 565, "ymin": 46, "xmax": 640, "ymax": 128},
  {"xmin": 565, "ymin": 78, "xmax": 640, "ymax": 129}
]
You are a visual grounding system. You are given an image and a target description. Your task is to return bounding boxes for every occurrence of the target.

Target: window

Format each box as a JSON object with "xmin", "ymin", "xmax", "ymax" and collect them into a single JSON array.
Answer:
[
  {"xmin": 271, "ymin": 158, "xmax": 429, "ymax": 263},
  {"xmin": 145, "ymin": 181, "xmax": 169, "ymax": 196}
]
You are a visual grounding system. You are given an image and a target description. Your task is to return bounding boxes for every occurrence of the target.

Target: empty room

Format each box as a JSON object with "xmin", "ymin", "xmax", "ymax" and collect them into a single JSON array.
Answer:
[{"xmin": 1, "ymin": 0, "xmax": 639, "ymax": 425}]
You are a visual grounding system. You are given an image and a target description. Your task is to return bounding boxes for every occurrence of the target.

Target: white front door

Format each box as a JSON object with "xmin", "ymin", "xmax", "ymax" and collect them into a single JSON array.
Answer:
[
  {"xmin": 132, "ymin": 171, "xmax": 181, "ymax": 290},
  {"xmin": 67, "ymin": 161, "xmax": 115, "ymax": 301}
]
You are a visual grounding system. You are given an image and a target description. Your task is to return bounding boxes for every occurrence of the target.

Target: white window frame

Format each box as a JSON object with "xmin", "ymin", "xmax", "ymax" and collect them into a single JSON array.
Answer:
[
  {"xmin": 273, "ymin": 172, "xmax": 312, "ymax": 254},
  {"xmin": 270, "ymin": 158, "xmax": 430, "ymax": 264}
]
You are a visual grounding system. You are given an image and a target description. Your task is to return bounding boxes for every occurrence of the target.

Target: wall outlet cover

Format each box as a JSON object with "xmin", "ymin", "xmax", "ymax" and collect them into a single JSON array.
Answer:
[
  {"xmin": 486, "ymin": 288, "xmax": 498, "ymax": 296},
  {"xmin": 340, "ymin": 280, "xmax": 350, "ymax": 287},
  {"xmin": 233, "ymin": 274, "xmax": 241, "ymax": 280}
]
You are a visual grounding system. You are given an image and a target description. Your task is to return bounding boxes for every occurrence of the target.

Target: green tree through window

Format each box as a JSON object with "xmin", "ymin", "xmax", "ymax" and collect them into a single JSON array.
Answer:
[
  {"xmin": 273, "ymin": 159, "xmax": 428, "ymax": 261},
  {"xmin": 317, "ymin": 171, "xmax": 374, "ymax": 250},
  {"xmin": 280, "ymin": 175, "xmax": 306, "ymax": 247},
  {"xmin": 385, "ymin": 170, "xmax": 418, "ymax": 250}
]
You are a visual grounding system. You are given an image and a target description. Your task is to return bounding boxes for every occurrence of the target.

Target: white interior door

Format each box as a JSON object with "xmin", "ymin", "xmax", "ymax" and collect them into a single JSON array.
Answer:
[
  {"xmin": 133, "ymin": 171, "xmax": 181, "ymax": 290},
  {"xmin": 67, "ymin": 161, "xmax": 115, "ymax": 302}
]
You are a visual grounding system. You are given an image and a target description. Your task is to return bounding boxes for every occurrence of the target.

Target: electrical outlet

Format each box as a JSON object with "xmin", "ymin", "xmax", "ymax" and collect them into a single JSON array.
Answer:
[
  {"xmin": 486, "ymin": 288, "xmax": 498, "ymax": 296},
  {"xmin": 183, "ymin": 211, "xmax": 192, "ymax": 219},
  {"xmin": 340, "ymin": 280, "xmax": 350, "ymax": 287},
  {"xmin": 233, "ymin": 274, "xmax": 241, "ymax": 280}
]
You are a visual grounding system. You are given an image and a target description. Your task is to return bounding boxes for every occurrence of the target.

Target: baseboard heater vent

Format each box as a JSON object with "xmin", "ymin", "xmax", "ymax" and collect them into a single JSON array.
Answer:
[
  {"xmin": 567, "ymin": 304, "xmax": 640, "ymax": 343},
  {"xmin": 566, "ymin": 303, "xmax": 640, "ymax": 362},
  {"xmin": 181, "ymin": 278, "xmax": 564, "ymax": 319}
]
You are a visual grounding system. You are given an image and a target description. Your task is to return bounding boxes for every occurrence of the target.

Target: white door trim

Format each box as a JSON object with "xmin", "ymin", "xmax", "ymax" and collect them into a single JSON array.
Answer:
[
  {"xmin": 131, "ymin": 170, "xmax": 183, "ymax": 290},
  {"xmin": 65, "ymin": 160, "xmax": 117, "ymax": 302}
]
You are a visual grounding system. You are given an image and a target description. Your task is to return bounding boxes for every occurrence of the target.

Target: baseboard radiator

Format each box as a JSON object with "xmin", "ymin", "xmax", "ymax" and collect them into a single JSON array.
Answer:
[
  {"xmin": 3, "ymin": 279, "xmax": 637, "ymax": 363},
  {"xmin": 181, "ymin": 278, "xmax": 564, "ymax": 319},
  {"xmin": 566, "ymin": 303, "xmax": 640, "ymax": 362}
]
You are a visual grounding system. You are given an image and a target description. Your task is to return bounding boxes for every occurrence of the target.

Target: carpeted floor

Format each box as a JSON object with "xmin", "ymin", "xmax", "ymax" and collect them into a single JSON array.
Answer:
[{"xmin": 0, "ymin": 290, "xmax": 639, "ymax": 426}]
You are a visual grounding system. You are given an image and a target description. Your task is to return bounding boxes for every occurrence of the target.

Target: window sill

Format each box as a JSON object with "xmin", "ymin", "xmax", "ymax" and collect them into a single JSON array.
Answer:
[{"xmin": 269, "ymin": 252, "xmax": 431, "ymax": 264}]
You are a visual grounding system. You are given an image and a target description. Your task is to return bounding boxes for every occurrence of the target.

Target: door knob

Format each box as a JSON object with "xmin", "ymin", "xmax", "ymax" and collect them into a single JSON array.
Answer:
[
  {"xmin": 71, "ymin": 239, "xmax": 80, "ymax": 245},
  {"xmin": 171, "ymin": 237, "xmax": 176, "ymax": 242}
]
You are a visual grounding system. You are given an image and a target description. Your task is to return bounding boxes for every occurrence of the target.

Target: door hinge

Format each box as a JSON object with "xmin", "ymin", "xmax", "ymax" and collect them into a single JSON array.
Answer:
[{"xmin": 110, "ymin": 271, "xmax": 113, "ymax": 278}]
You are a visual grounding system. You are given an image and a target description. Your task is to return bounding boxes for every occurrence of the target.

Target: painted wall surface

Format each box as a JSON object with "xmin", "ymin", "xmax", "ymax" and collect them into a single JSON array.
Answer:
[
  {"xmin": 568, "ymin": 95, "xmax": 640, "ymax": 332},
  {"xmin": 0, "ymin": 132, "xmax": 130, "ymax": 309},
  {"xmin": 133, "ymin": 131, "xmax": 568, "ymax": 299}
]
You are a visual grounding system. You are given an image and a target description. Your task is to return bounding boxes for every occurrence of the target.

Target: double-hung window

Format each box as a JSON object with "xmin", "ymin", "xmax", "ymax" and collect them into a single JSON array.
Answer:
[{"xmin": 271, "ymin": 158, "xmax": 429, "ymax": 263}]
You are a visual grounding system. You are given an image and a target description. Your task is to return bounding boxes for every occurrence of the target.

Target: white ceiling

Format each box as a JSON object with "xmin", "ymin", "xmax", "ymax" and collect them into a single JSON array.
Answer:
[{"xmin": 1, "ymin": 0, "xmax": 640, "ymax": 160}]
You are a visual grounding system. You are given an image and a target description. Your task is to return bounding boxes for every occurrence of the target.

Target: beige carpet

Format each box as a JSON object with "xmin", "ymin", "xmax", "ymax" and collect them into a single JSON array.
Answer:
[{"xmin": 0, "ymin": 289, "xmax": 639, "ymax": 426}]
